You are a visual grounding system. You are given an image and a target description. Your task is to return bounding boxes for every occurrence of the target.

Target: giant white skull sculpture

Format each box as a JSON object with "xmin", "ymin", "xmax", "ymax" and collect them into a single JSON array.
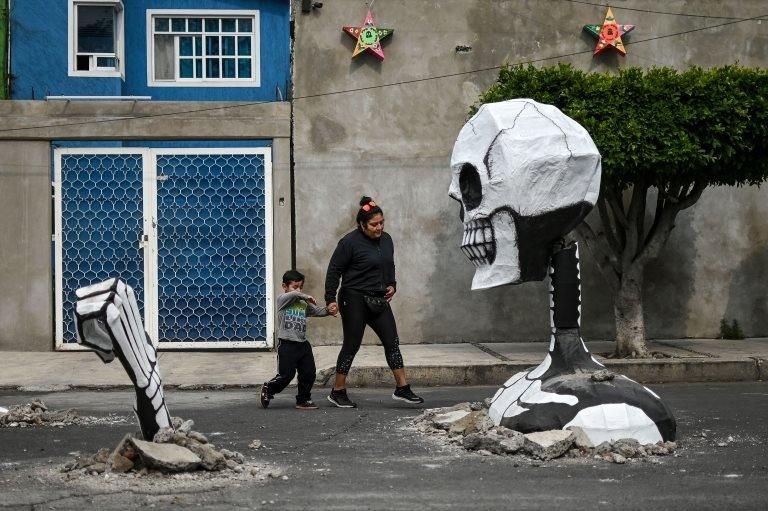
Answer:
[
  {"xmin": 448, "ymin": 99, "xmax": 677, "ymax": 444},
  {"xmin": 449, "ymin": 99, "xmax": 602, "ymax": 289}
]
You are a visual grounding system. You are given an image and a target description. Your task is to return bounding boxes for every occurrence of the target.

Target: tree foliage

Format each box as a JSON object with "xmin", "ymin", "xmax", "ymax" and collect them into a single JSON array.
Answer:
[
  {"xmin": 472, "ymin": 64, "xmax": 768, "ymax": 356},
  {"xmin": 474, "ymin": 63, "xmax": 768, "ymax": 190}
]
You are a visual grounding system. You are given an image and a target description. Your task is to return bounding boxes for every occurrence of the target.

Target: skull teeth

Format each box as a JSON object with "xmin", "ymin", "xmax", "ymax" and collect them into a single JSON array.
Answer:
[{"xmin": 461, "ymin": 217, "xmax": 497, "ymax": 266}]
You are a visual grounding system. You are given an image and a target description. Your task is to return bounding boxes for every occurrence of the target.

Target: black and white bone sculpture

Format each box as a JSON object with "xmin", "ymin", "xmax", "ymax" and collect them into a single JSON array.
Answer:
[
  {"xmin": 449, "ymin": 99, "xmax": 676, "ymax": 444},
  {"xmin": 488, "ymin": 243, "xmax": 676, "ymax": 443},
  {"xmin": 74, "ymin": 278, "xmax": 171, "ymax": 440}
]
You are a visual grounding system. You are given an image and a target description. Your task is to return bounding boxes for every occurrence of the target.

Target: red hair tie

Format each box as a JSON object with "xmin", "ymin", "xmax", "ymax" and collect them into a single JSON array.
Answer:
[{"xmin": 361, "ymin": 201, "xmax": 377, "ymax": 212}]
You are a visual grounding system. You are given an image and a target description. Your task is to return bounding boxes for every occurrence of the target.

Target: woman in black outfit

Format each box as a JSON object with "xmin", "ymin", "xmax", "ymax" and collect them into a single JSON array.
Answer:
[{"xmin": 324, "ymin": 196, "xmax": 424, "ymax": 408}]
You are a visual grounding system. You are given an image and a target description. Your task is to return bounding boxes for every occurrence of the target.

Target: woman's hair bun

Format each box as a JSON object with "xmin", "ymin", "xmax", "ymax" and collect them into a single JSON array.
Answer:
[{"xmin": 359, "ymin": 196, "xmax": 373, "ymax": 206}]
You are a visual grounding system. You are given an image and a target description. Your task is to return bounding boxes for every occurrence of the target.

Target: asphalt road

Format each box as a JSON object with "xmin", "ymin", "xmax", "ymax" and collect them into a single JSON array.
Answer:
[{"xmin": 1, "ymin": 382, "xmax": 767, "ymax": 510}]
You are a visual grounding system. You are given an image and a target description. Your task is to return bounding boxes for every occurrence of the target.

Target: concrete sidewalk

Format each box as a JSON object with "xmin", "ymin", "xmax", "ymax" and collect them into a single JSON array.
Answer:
[{"xmin": 0, "ymin": 338, "xmax": 765, "ymax": 391}]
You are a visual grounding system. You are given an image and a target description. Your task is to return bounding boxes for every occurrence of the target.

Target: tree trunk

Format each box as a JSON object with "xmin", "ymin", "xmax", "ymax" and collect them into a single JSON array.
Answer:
[
  {"xmin": 613, "ymin": 265, "xmax": 649, "ymax": 358},
  {"xmin": 578, "ymin": 182, "xmax": 706, "ymax": 358}
]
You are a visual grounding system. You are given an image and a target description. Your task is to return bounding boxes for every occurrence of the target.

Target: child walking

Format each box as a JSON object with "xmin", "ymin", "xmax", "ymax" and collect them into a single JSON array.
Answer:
[{"xmin": 261, "ymin": 270, "xmax": 333, "ymax": 410}]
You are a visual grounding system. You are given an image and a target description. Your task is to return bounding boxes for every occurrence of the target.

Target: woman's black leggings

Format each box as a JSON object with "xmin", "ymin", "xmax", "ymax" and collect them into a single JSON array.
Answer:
[{"xmin": 336, "ymin": 289, "xmax": 404, "ymax": 375}]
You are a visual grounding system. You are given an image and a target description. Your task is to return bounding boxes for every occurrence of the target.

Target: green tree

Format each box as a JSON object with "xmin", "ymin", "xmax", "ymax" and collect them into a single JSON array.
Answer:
[{"xmin": 474, "ymin": 63, "xmax": 768, "ymax": 357}]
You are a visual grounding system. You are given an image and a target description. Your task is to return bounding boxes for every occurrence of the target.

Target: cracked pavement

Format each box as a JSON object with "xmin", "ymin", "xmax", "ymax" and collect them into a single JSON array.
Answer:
[{"xmin": 1, "ymin": 383, "xmax": 767, "ymax": 510}]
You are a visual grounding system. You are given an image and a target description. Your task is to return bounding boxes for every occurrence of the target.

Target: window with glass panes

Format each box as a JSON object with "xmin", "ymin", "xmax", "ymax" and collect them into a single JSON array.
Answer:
[
  {"xmin": 70, "ymin": 1, "xmax": 123, "ymax": 74},
  {"xmin": 151, "ymin": 14, "xmax": 256, "ymax": 82}
]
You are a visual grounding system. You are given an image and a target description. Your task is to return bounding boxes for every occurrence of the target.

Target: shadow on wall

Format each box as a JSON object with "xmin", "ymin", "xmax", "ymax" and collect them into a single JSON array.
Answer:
[
  {"xmin": 420, "ymin": 197, "xmax": 551, "ymax": 343},
  {"xmin": 724, "ymin": 193, "xmax": 768, "ymax": 337},
  {"xmin": 643, "ymin": 191, "xmax": 698, "ymax": 339},
  {"xmin": 724, "ymin": 244, "xmax": 768, "ymax": 338},
  {"xmin": 574, "ymin": 217, "xmax": 619, "ymax": 341}
]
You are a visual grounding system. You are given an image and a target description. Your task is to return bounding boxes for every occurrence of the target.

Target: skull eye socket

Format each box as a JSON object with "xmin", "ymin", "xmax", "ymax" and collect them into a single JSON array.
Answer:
[{"xmin": 459, "ymin": 163, "xmax": 482, "ymax": 212}]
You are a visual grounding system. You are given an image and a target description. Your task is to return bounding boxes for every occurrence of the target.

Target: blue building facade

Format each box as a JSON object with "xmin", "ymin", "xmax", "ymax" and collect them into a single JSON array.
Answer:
[
  {"xmin": 10, "ymin": 0, "xmax": 290, "ymax": 100},
  {"xmin": 3, "ymin": 0, "xmax": 292, "ymax": 351}
]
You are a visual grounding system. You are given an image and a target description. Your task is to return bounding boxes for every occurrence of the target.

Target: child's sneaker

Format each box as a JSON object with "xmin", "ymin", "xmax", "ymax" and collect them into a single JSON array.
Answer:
[
  {"xmin": 327, "ymin": 388, "xmax": 357, "ymax": 408},
  {"xmin": 392, "ymin": 384, "xmax": 424, "ymax": 404},
  {"xmin": 295, "ymin": 400, "xmax": 319, "ymax": 410},
  {"xmin": 260, "ymin": 384, "xmax": 273, "ymax": 409}
]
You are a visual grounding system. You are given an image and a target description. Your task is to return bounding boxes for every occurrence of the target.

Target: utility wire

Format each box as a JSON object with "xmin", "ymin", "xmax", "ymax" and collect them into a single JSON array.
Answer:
[
  {"xmin": 550, "ymin": 0, "xmax": 747, "ymax": 20},
  {"xmin": 0, "ymin": 13, "xmax": 764, "ymax": 134},
  {"xmin": 625, "ymin": 12, "xmax": 766, "ymax": 45}
]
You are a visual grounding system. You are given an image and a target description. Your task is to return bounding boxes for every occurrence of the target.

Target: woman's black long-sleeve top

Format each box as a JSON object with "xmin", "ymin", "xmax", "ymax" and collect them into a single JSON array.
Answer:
[{"xmin": 324, "ymin": 229, "xmax": 396, "ymax": 304}]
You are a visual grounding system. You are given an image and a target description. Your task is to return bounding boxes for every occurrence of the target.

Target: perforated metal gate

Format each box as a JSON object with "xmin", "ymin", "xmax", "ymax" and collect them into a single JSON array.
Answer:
[
  {"xmin": 54, "ymin": 147, "xmax": 273, "ymax": 349},
  {"xmin": 55, "ymin": 151, "xmax": 146, "ymax": 346}
]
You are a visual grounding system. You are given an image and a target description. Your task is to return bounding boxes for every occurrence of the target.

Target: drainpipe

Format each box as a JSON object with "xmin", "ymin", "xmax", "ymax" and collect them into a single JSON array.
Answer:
[
  {"xmin": 0, "ymin": 0, "xmax": 8, "ymax": 99},
  {"xmin": 289, "ymin": 2, "xmax": 296, "ymax": 269}
]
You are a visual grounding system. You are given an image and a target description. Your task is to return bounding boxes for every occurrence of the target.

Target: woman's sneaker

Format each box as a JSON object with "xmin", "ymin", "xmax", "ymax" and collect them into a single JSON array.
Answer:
[
  {"xmin": 260, "ymin": 385, "xmax": 273, "ymax": 409},
  {"xmin": 327, "ymin": 388, "xmax": 357, "ymax": 408},
  {"xmin": 295, "ymin": 400, "xmax": 319, "ymax": 410},
  {"xmin": 392, "ymin": 384, "xmax": 424, "ymax": 404}
]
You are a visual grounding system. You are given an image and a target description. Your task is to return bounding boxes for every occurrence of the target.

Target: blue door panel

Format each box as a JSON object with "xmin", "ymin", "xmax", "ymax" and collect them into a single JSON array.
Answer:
[
  {"xmin": 155, "ymin": 153, "xmax": 268, "ymax": 343},
  {"xmin": 60, "ymin": 153, "xmax": 145, "ymax": 343}
]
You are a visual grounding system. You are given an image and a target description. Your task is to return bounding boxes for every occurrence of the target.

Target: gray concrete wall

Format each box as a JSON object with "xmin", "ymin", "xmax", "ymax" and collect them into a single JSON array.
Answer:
[
  {"xmin": 0, "ymin": 101, "xmax": 290, "ymax": 140},
  {"xmin": 0, "ymin": 101, "xmax": 291, "ymax": 350},
  {"xmin": 0, "ymin": 141, "xmax": 52, "ymax": 350},
  {"xmin": 292, "ymin": 0, "xmax": 768, "ymax": 344}
]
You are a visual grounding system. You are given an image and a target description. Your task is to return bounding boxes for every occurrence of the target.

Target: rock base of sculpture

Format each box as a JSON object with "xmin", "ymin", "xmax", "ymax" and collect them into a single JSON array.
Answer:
[
  {"xmin": 409, "ymin": 401, "xmax": 679, "ymax": 463},
  {"xmin": 60, "ymin": 417, "xmax": 276, "ymax": 480}
]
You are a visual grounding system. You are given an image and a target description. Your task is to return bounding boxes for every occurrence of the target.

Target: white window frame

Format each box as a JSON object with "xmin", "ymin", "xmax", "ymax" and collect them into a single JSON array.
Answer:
[
  {"xmin": 146, "ymin": 9, "xmax": 261, "ymax": 87},
  {"xmin": 68, "ymin": 0, "xmax": 125, "ymax": 78}
]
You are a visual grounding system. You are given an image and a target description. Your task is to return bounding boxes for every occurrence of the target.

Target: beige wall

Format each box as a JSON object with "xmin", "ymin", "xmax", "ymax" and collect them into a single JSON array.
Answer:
[
  {"xmin": 0, "ymin": 141, "xmax": 52, "ymax": 350},
  {"xmin": 0, "ymin": 101, "xmax": 291, "ymax": 350},
  {"xmin": 292, "ymin": 0, "xmax": 768, "ymax": 344}
]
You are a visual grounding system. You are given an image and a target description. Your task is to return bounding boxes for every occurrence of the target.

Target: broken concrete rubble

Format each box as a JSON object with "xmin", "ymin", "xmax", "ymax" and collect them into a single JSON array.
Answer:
[
  {"xmin": 523, "ymin": 430, "xmax": 576, "ymax": 460},
  {"xmin": 593, "ymin": 441, "xmax": 613, "ymax": 454},
  {"xmin": 187, "ymin": 431, "xmax": 208, "ymax": 444},
  {"xmin": 221, "ymin": 449, "xmax": 245, "ymax": 465},
  {"xmin": 611, "ymin": 453, "xmax": 627, "ymax": 464},
  {"xmin": 110, "ymin": 452, "xmax": 134, "ymax": 473},
  {"xmin": 445, "ymin": 410, "xmax": 489, "ymax": 436},
  {"xmin": 127, "ymin": 439, "xmax": 201, "ymax": 472},
  {"xmin": 463, "ymin": 429, "xmax": 524, "ymax": 454},
  {"xmin": 62, "ymin": 417, "xmax": 260, "ymax": 479},
  {"xmin": 0, "ymin": 400, "xmax": 128, "ymax": 428},
  {"xmin": 178, "ymin": 419, "xmax": 195, "ymax": 434},
  {"xmin": 153, "ymin": 427, "xmax": 176, "ymax": 443},
  {"xmin": 567, "ymin": 426, "xmax": 595, "ymax": 449},
  {"xmin": 612, "ymin": 438, "xmax": 641, "ymax": 458},
  {"xmin": 432, "ymin": 410, "xmax": 471, "ymax": 430},
  {"xmin": 187, "ymin": 443, "xmax": 228, "ymax": 471},
  {"xmin": 410, "ymin": 402, "xmax": 680, "ymax": 465}
]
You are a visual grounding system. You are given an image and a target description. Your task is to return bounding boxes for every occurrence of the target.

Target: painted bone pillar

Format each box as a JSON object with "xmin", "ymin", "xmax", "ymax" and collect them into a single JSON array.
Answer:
[
  {"xmin": 74, "ymin": 278, "xmax": 172, "ymax": 440},
  {"xmin": 488, "ymin": 243, "xmax": 677, "ymax": 443}
]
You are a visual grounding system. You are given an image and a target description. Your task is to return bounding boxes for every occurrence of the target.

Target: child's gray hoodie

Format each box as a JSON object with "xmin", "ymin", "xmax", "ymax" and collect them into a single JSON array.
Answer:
[{"xmin": 276, "ymin": 291, "xmax": 329, "ymax": 342}]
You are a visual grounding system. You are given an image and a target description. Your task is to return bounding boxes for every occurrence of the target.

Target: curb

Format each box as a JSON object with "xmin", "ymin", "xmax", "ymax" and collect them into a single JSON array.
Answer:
[
  {"xmin": 0, "ymin": 358, "xmax": 763, "ymax": 392},
  {"xmin": 327, "ymin": 357, "xmax": 766, "ymax": 387}
]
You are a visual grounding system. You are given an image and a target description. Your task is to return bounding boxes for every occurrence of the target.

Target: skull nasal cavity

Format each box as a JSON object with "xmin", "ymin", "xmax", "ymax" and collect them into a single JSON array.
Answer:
[{"xmin": 459, "ymin": 163, "xmax": 482, "ymax": 211}]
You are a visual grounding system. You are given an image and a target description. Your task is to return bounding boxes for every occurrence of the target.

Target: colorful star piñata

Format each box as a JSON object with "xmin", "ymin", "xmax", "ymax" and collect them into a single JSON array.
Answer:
[
  {"xmin": 583, "ymin": 7, "xmax": 634, "ymax": 56},
  {"xmin": 342, "ymin": 10, "xmax": 393, "ymax": 61}
]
